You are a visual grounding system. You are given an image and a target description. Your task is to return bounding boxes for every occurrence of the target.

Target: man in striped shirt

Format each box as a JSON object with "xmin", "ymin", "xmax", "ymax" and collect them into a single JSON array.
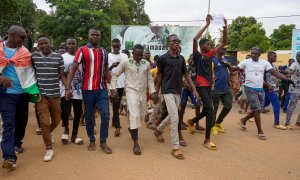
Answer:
[
  {"xmin": 65, "ymin": 28, "xmax": 112, "ymax": 154},
  {"xmin": 32, "ymin": 35, "xmax": 66, "ymax": 162}
]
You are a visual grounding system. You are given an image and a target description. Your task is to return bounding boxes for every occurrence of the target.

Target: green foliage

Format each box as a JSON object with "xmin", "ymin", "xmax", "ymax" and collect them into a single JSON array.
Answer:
[
  {"xmin": 39, "ymin": 0, "xmax": 150, "ymax": 48},
  {"xmin": 270, "ymin": 24, "xmax": 295, "ymax": 50},
  {"xmin": 0, "ymin": 0, "xmax": 38, "ymax": 36},
  {"xmin": 228, "ymin": 16, "xmax": 270, "ymax": 52}
]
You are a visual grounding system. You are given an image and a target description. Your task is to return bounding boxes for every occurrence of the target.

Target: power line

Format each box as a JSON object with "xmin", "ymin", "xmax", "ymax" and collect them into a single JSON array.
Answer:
[{"xmin": 151, "ymin": 14, "xmax": 300, "ymax": 23}]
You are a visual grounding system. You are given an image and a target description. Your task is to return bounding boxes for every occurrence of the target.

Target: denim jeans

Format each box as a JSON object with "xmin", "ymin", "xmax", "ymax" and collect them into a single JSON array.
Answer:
[
  {"xmin": 82, "ymin": 89, "xmax": 110, "ymax": 144},
  {"xmin": 0, "ymin": 91, "xmax": 29, "ymax": 161},
  {"xmin": 264, "ymin": 91, "xmax": 280, "ymax": 125},
  {"xmin": 180, "ymin": 88, "xmax": 200, "ymax": 107}
]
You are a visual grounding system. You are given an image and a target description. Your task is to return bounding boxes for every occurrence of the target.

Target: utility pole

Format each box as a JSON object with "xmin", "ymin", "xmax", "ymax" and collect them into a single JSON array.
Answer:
[{"xmin": 206, "ymin": 0, "xmax": 211, "ymax": 38}]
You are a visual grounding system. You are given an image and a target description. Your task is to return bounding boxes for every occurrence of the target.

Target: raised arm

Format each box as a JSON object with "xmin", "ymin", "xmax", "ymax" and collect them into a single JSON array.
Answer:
[{"xmin": 193, "ymin": 14, "xmax": 212, "ymax": 53}]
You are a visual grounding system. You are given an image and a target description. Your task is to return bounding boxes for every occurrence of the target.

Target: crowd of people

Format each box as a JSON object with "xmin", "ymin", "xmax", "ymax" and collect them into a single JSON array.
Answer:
[{"xmin": 0, "ymin": 14, "xmax": 300, "ymax": 169}]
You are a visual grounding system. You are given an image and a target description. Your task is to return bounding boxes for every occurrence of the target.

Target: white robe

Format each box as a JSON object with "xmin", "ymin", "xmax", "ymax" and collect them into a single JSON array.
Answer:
[{"xmin": 110, "ymin": 58, "xmax": 155, "ymax": 129}]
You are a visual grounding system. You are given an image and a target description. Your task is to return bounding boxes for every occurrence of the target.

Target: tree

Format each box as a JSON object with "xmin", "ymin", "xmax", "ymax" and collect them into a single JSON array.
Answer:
[
  {"xmin": 0, "ymin": 0, "xmax": 38, "ymax": 36},
  {"xmin": 270, "ymin": 24, "xmax": 295, "ymax": 50},
  {"xmin": 228, "ymin": 16, "xmax": 270, "ymax": 52},
  {"xmin": 39, "ymin": 0, "xmax": 150, "ymax": 48}
]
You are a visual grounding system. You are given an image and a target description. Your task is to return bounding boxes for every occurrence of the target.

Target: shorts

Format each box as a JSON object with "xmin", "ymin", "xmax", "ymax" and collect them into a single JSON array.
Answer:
[{"xmin": 244, "ymin": 86, "xmax": 265, "ymax": 111}]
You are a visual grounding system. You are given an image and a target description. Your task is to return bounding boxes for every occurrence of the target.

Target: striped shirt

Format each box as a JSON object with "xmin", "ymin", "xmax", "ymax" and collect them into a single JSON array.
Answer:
[
  {"xmin": 74, "ymin": 43, "xmax": 108, "ymax": 90},
  {"xmin": 32, "ymin": 52, "xmax": 64, "ymax": 98}
]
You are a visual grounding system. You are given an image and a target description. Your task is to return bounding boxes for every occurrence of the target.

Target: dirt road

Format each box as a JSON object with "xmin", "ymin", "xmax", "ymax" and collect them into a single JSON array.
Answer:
[{"xmin": 1, "ymin": 102, "xmax": 300, "ymax": 180}]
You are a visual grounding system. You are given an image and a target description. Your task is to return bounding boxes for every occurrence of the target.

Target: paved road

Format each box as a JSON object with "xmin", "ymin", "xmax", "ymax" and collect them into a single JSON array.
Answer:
[{"xmin": 1, "ymin": 102, "xmax": 300, "ymax": 179}]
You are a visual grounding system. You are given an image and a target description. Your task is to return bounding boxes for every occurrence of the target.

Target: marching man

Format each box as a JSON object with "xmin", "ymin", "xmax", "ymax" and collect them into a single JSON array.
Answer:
[{"xmin": 110, "ymin": 44, "xmax": 157, "ymax": 155}]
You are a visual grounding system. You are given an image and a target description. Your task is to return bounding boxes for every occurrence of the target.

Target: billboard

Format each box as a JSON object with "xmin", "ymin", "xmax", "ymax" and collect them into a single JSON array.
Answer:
[
  {"xmin": 292, "ymin": 29, "xmax": 300, "ymax": 59},
  {"xmin": 111, "ymin": 25, "xmax": 200, "ymax": 58}
]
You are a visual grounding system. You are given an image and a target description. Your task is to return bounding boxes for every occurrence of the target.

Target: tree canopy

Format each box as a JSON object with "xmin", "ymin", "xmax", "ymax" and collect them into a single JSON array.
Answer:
[
  {"xmin": 270, "ymin": 24, "xmax": 295, "ymax": 50},
  {"xmin": 0, "ymin": 0, "xmax": 39, "ymax": 36},
  {"xmin": 227, "ymin": 16, "xmax": 270, "ymax": 52},
  {"xmin": 38, "ymin": 0, "xmax": 150, "ymax": 48}
]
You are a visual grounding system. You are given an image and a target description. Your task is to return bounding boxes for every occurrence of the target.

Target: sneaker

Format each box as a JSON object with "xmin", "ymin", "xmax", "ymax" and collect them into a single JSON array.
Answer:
[
  {"xmin": 36, "ymin": 128, "xmax": 42, "ymax": 135},
  {"xmin": 43, "ymin": 149, "xmax": 54, "ymax": 162},
  {"xmin": 211, "ymin": 125, "xmax": 219, "ymax": 135},
  {"xmin": 216, "ymin": 123, "xmax": 226, "ymax": 133},
  {"xmin": 50, "ymin": 133, "xmax": 55, "ymax": 144},
  {"xmin": 14, "ymin": 145, "xmax": 24, "ymax": 154},
  {"xmin": 2, "ymin": 159, "xmax": 16, "ymax": 169}
]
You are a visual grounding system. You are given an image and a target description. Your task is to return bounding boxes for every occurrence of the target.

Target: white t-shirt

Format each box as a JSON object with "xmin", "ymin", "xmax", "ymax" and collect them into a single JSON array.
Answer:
[
  {"xmin": 238, "ymin": 58, "xmax": 273, "ymax": 89},
  {"xmin": 289, "ymin": 62, "xmax": 300, "ymax": 94},
  {"xmin": 60, "ymin": 53, "xmax": 83, "ymax": 100},
  {"xmin": 108, "ymin": 53, "xmax": 128, "ymax": 88}
]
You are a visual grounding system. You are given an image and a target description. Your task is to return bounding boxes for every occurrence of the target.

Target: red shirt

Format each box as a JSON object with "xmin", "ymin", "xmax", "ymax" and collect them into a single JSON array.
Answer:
[{"xmin": 74, "ymin": 44, "xmax": 108, "ymax": 90}]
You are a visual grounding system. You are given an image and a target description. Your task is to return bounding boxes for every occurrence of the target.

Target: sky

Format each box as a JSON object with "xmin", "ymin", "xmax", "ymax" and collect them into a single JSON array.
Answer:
[{"xmin": 34, "ymin": 0, "xmax": 300, "ymax": 38}]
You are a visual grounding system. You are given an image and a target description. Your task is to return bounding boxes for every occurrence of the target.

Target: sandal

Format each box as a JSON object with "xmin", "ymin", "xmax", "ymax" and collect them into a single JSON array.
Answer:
[
  {"xmin": 154, "ymin": 130, "xmax": 164, "ymax": 143},
  {"xmin": 237, "ymin": 119, "xmax": 247, "ymax": 131},
  {"xmin": 171, "ymin": 150, "xmax": 185, "ymax": 160},
  {"xmin": 187, "ymin": 119, "xmax": 195, "ymax": 134},
  {"xmin": 61, "ymin": 134, "xmax": 69, "ymax": 145},
  {"xmin": 133, "ymin": 144, "xmax": 142, "ymax": 155},
  {"xmin": 257, "ymin": 133, "xmax": 267, "ymax": 140},
  {"xmin": 179, "ymin": 140, "xmax": 187, "ymax": 146},
  {"xmin": 71, "ymin": 137, "xmax": 84, "ymax": 145},
  {"xmin": 203, "ymin": 141, "xmax": 217, "ymax": 150},
  {"xmin": 273, "ymin": 124, "xmax": 287, "ymax": 130}
]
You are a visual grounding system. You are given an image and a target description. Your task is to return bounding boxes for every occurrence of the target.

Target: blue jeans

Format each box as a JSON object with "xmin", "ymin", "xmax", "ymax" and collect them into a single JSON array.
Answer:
[
  {"xmin": 180, "ymin": 88, "xmax": 200, "ymax": 107},
  {"xmin": 82, "ymin": 89, "xmax": 110, "ymax": 144},
  {"xmin": 0, "ymin": 91, "xmax": 28, "ymax": 162},
  {"xmin": 264, "ymin": 91, "xmax": 280, "ymax": 125}
]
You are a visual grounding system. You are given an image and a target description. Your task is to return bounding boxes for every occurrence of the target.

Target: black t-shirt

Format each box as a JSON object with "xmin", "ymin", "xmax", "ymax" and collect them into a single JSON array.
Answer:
[
  {"xmin": 157, "ymin": 51, "xmax": 187, "ymax": 94},
  {"xmin": 193, "ymin": 49, "xmax": 215, "ymax": 87}
]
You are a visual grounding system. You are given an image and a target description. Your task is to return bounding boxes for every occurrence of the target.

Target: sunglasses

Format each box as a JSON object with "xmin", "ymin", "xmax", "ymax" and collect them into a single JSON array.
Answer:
[{"xmin": 169, "ymin": 39, "xmax": 181, "ymax": 44}]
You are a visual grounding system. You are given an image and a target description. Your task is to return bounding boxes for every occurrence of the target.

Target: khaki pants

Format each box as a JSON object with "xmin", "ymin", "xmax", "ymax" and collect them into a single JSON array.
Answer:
[
  {"xmin": 162, "ymin": 94, "xmax": 180, "ymax": 149},
  {"xmin": 37, "ymin": 97, "xmax": 61, "ymax": 149}
]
